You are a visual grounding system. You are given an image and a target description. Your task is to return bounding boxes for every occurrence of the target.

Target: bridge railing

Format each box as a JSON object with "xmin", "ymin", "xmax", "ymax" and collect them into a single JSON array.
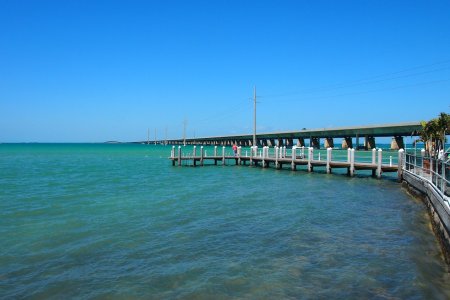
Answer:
[{"xmin": 404, "ymin": 152, "xmax": 449, "ymax": 197}]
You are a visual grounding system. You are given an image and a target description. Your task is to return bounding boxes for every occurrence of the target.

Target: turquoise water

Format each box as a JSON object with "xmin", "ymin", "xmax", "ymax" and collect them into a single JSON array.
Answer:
[{"xmin": 1, "ymin": 144, "xmax": 449, "ymax": 299}]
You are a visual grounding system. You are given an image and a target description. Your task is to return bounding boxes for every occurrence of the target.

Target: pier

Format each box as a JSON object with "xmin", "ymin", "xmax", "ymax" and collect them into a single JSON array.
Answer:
[{"xmin": 170, "ymin": 145, "xmax": 404, "ymax": 180}]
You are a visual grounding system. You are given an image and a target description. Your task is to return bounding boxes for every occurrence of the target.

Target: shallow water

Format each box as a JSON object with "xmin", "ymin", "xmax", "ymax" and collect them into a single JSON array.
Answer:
[{"xmin": 1, "ymin": 144, "xmax": 449, "ymax": 299}]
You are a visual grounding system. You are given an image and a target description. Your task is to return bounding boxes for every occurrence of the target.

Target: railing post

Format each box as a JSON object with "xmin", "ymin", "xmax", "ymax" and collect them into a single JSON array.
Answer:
[
  {"xmin": 171, "ymin": 146, "xmax": 175, "ymax": 166},
  {"xmin": 326, "ymin": 147, "xmax": 332, "ymax": 174},
  {"xmin": 430, "ymin": 154, "xmax": 434, "ymax": 182},
  {"xmin": 262, "ymin": 146, "xmax": 267, "ymax": 168},
  {"xmin": 308, "ymin": 147, "xmax": 313, "ymax": 172},
  {"xmin": 238, "ymin": 146, "xmax": 242, "ymax": 165},
  {"xmin": 193, "ymin": 145, "xmax": 197, "ymax": 157},
  {"xmin": 214, "ymin": 146, "xmax": 217, "ymax": 157},
  {"xmin": 178, "ymin": 146, "xmax": 182, "ymax": 166},
  {"xmin": 347, "ymin": 148, "xmax": 351, "ymax": 163},
  {"xmin": 291, "ymin": 146, "xmax": 296, "ymax": 170},
  {"xmin": 377, "ymin": 149, "xmax": 382, "ymax": 178},
  {"xmin": 350, "ymin": 148, "xmax": 355, "ymax": 177},
  {"xmin": 372, "ymin": 148, "xmax": 376, "ymax": 165},
  {"xmin": 262, "ymin": 146, "xmax": 265, "ymax": 166},
  {"xmin": 421, "ymin": 149, "xmax": 426, "ymax": 175},
  {"xmin": 442, "ymin": 159, "xmax": 446, "ymax": 194},
  {"xmin": 275, "ymin": 146, "xmax": 279, "ymax": 169},
  {"xmin": 397, "ymin": 149, "xmax": 404, "ymax": 182},
  {"xmin": 200, "ymin": 146, "xmax": 204, "ymax": 166}
]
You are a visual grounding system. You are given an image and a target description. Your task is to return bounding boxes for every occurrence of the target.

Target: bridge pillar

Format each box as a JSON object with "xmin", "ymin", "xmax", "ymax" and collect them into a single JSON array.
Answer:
[
  {"xmin": 311, "ymin": 137, "xmax": 320, "ymax": 149},
  {"xmin": 324, "ymin": 138, "xmax": 334, "ymax": 149},
  {"xmin": 364, "ymin": 136, "xmax": 376, "ymax": 150},
  {"xmin": 297, "ymin": 137, "xmax": 305, "ymax": 147},
  {"xmin": 342, "ymin": 137, "xmax": 353, "ymax": 149},
  {"xmin": 390, "ymin": 136, "xmax": 404, "ymax": 150},
  {"xmin": 277, "ymin": 138, "xmax": 284, "ymax": 147}
]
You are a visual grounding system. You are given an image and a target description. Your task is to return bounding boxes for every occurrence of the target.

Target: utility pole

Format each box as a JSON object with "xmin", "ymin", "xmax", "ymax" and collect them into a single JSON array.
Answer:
[
  {"xmin": 253, "ymin": 86, "xmax": 257, "ymax": 147},
  {"xmin": 165, "ymin": 126, "xmax": 168, "ymax": 146},
  {"xmin": 183, "ymin": 119, "xmax": 187, "ymax": 146}
]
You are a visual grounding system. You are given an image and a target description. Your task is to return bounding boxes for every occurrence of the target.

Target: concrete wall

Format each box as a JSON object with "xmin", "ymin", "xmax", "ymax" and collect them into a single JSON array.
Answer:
[{"xmin": 403, "ymin": 171, "xmax": 450, "ymax": 266}]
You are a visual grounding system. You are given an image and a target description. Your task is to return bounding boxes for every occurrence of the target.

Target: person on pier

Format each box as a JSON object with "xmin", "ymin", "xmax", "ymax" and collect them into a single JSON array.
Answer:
[{"xmin": 232, "ymin": 144, "xmax": 238, "ymax": 156}]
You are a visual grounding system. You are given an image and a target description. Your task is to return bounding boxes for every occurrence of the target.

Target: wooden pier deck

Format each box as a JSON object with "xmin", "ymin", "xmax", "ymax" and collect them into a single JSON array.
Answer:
[{"xmin": 169, "ymin": 146, "xmax": 403, "ymax": 179}]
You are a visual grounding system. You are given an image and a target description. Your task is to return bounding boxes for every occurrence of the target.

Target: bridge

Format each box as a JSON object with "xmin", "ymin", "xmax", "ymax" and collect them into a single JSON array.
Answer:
[{"xmin": 162, "ymin": 122, "xmax": 422, "ymax": 150}]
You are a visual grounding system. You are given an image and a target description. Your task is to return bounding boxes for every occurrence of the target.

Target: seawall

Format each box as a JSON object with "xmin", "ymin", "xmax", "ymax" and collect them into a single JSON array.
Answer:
[{"xmin": 402, "ymin": 171, "xmax": 450, "ymax": 268}]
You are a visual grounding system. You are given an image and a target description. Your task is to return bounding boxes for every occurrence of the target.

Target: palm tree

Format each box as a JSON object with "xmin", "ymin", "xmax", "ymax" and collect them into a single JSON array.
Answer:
[
  {"xmin": 436, "ymin": 112, "xmax": 449, "ymax": 150},
  {"xmin": 419, "ymin": 112, "xmax": 449, "ymax": 156}
]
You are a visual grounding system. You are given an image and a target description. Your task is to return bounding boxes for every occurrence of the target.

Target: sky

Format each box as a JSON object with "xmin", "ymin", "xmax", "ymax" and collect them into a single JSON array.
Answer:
[{"xmin": 0, "ymin": 0, "xmax": 449, "ymax": 142}]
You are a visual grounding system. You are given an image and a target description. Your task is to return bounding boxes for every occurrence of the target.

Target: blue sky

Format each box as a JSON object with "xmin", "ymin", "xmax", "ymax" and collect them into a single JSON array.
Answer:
[{"xmin": 1, "ymin": 0, "xmax": 449, "ymax": 142}]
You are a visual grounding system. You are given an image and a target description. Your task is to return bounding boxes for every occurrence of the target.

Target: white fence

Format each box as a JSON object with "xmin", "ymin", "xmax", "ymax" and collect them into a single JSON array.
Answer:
[{"xmin": 404, "ymin": 152, "xmax": 449, "ymax": 197}]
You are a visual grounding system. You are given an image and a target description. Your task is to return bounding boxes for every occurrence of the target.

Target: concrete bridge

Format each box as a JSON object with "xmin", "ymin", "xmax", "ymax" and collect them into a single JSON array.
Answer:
[{"xmin": 162, "ymin": 122, "xmax": 422, "ymax": 150}]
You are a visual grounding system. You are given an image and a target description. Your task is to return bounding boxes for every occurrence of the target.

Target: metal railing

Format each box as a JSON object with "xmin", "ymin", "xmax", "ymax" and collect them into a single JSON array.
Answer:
[{"xmin": 404, "ymin": 152, "xmax": 450, "ymax": 197}]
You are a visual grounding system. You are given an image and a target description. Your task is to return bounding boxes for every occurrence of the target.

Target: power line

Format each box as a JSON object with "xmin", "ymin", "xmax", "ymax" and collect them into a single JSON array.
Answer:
[
  {"xmin": 264, "ymin": 59, "xmax": 450, "ymax": 98},
  {"xmin": 274, "ymin": 78, "xmax": 450, "ymax": 103}
]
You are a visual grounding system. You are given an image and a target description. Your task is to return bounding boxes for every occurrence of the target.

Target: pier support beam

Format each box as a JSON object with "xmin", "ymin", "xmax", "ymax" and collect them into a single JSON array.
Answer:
[
  {"xmin": 377, "ymin": 149, "xmax": 382, "ymax": 178},
  {"xmin": 308, "ymin": 147, "xmax": 313, "ymax": 172},
  {"xmin": 297, "ymin": 137, "xmax": 305, "ymax": 147},
  {"xmin": 200, "ymin": 146, "xmax": 204, "ymax": 166},
  {"xmin": 390, "ymin": 136, "xmax": 404, "ymax": 150},
  {"xmin": 311, "ymin": 137, "xmax": 320, "ymax": 149},
  {"xmin": 277, "ymin": 138, "xmax": 284, "ymax": 147},
  {"xmin": 222, "ymin": 146, "xmax": 226, "ymax": 165},
  {"xmin": 324, "ymin": 138, "xmax": 334, "ymax": 149},
  {"xmin": 365, "ymin": 136, "xmax": 376, "ymax": 150},
  {"xmin": 291, "ymin": 146, "xmax": 297, "ymax": 170},
  {"xmin": 171, "ymin": 146, "xmax": 175, "ymax": 166},
  {"xmin": 326, "ymin": 147, "xmax": 332, "ymax": 174},
  {"xmin": 349, "ymin": 148, "xmax": 355, "ymax": 177},
  {"xmin": 275, "ymin": 147, "xmax": 280, "ymax": 169},
  {"xmin": 342, "ymin": 137, "xmax": 353, "ymax": 149}
]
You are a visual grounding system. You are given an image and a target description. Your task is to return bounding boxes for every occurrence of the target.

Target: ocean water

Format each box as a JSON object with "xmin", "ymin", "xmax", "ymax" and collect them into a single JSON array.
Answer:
[{"xmin": 1, "ymin": 143, "xmax": 449, "ymax": 299}]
